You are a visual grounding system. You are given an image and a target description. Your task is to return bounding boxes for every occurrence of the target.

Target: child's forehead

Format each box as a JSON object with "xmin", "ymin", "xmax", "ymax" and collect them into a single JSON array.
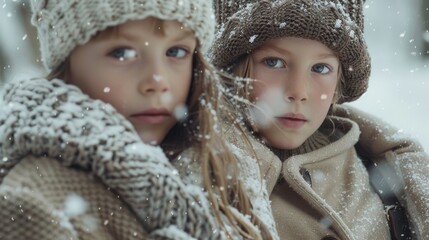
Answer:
[
  {"xmin": 256, "ymin": 37, "xmax": 337, "ymax": 56},
  {"xmin": 94, "ymin": 18, "xmax": 195, "ymax": 41}
]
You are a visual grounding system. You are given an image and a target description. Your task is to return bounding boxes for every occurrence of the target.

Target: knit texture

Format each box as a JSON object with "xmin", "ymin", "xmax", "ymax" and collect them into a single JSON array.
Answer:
[
  {"xmin": 0, "ymin": 78, "xmax": 242, "ymax": 239},
  {"xmin": 211, "ymin": 0, "xmax": 370, "ymax": 103},
  {"xmin": 270, "ymin": 129, "xmax": 331, "ymax": 160},
  {"xmin": 0, "ymin": 157, "xmax": 147, "ymax": 240},
  {"xmin": 30, "ymin": 0, "xmax": 215, "ymax": 70}
]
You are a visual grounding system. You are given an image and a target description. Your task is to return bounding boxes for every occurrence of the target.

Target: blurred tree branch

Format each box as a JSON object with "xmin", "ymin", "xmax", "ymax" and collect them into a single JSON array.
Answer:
[{"xmin": 423, "ymin": 0, "xmax": 429, "ymax": 59}]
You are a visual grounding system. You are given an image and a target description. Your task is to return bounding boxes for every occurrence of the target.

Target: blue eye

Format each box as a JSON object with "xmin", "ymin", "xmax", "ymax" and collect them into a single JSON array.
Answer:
[
  {"xmin": 166, "ymin": 47, "xmax": 188, "ymax": 58},
  {"xmin": 263, "ymin": 58, "xmax": 285, "ymax": 68},
  {"xmin": 110, "ymin": 48, "xmax": 137, "ymax": 61},
  {"xmin": 312, "ymin": 64, "xmax": 331, "ymax": 74}
]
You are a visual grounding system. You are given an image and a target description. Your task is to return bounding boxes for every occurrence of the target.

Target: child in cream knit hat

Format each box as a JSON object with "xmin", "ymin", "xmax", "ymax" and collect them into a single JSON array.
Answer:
[
  {"xmin": 0, "ymin": 1, "xmax": 278, "ymax": 239},
  {"xmin": 212, "ymin": 0, "xmax": 429, "ymax": 239}
]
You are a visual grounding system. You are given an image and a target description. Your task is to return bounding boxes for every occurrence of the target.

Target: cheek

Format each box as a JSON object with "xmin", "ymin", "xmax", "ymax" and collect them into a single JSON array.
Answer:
[
  {"xmin": 311, "ymin": 82, "xmax": 337, "ymax": 112},
  {"xmin": 250, "ymin": 67, "xmax": 273, "ymax": 101},
  {"xmin": 70, "ymin": 62, "xmax": 129, "ymax": 109},
  {"xmin": 252, "ymin": 66, "xmax": 272, "ymax": 84},
  {"xmin": 91, "ymin": 73, "xmax": 132, "ymax": 111},
  {"xmin": 250, "ymin": 81, "xmax": 263, "ymax": 101},
  {"xmin": 171, "ymin": 65, "xmax": 192, "ymax": 102},
  {"xmin": 72, "ymin": 70, "xmax": 111, "ymax": 98},
  {"xmin": 95, "ymin": 83, "xmax": 121, "ymax": 99}
]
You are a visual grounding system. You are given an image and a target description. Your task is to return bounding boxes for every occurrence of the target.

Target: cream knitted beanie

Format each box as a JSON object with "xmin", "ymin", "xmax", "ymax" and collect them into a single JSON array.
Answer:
[
  {"xmin": 212, "ymin": 0, "xmax": 370, "ymax": 103},
  {"xmin": 30, "ymin": 0, "xmax": 215, "ymax": 71}
]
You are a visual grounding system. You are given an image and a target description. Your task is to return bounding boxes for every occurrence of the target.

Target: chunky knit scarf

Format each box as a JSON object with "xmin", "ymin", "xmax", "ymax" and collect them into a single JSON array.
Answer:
[{"xmin": 0, "ymin": 78, "xmax": 236, "ymax": 239}]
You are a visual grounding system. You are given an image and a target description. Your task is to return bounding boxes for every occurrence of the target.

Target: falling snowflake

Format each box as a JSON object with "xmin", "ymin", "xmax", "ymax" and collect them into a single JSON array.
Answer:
[{"xmin": 249, "ymin": 35, "xmax": 258, "ymax": 43}]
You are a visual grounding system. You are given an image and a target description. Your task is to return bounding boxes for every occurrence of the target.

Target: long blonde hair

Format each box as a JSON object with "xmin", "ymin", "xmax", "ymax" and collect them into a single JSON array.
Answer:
[{"xmin": 47, "ymin": 20, "xmax": 272, "ymax": 240}]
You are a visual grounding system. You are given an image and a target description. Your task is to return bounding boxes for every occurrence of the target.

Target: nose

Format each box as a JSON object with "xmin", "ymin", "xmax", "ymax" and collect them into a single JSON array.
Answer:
[
  {"xmin": 284, "ymin": 72, "xmax": 308, "ymax": 102},
  {"xmin": 138, "ymin": 62, "xmax": 169, "ymax": 94}
]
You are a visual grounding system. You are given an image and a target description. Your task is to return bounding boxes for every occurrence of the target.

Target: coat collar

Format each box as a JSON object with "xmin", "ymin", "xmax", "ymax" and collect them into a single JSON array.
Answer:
[{"xmin": 263, "ymin": 117, "xmax": 360, "ymax": 195}]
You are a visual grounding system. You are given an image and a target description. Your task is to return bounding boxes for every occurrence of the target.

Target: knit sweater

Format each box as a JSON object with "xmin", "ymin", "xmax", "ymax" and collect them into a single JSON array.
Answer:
[
  {"xmin": 0, "ymin": 156, "xmax": 148, "ymax": 240},
  {"xmin": 0, "ymin": 78, "xmax": 278, "ymax": 239}
]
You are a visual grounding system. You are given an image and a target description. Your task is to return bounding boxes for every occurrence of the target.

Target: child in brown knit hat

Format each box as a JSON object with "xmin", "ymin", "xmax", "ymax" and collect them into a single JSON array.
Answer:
[
  {"xmin": 212, "ymin": 0, "xmax": 429, "ymax": 239},
  {"xmin": 0, "ymin": 0, "xmax": 278, "ymax": 239}
]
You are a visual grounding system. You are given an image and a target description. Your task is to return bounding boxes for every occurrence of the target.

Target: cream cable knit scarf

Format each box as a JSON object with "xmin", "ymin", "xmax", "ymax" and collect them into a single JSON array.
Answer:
[{"xmin": 0, "ymin": 78, "xmax": 236, "ymax": 239}]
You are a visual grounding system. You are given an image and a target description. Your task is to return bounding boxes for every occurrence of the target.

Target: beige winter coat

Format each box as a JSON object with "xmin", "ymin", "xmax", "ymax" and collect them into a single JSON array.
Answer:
[
  {"xmin": 250, "ymin": 105, "xmax": 429, "ymax": 240},
  {"xmin": 336, "ymin": 105, "xmax": 429, "ymax": 239},
  {"xmin": 0, "ymin": 157, "xmax": 148, "ymax": 240}
]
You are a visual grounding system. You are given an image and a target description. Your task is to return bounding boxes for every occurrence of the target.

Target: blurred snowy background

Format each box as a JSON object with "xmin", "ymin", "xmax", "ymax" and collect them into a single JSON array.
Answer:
[
  {"xmin": 349, "ymin": 0, "xmax": 429, "ymax": 153},
  {"xmin": 1, "ymin": 0, "xmax": 428, "ymax": 153}
]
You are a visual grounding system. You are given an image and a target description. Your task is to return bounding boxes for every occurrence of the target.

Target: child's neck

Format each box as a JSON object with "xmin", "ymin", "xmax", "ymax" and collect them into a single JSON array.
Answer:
[{"xmin": 270, "ymin": 129, "xmax": 331, "ymax": 161}]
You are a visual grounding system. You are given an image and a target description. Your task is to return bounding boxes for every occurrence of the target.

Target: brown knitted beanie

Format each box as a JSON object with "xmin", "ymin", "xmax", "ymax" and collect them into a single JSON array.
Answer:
[{"xmin": 212, "ymin": 0, "xmax": 370, "ymax": 103}]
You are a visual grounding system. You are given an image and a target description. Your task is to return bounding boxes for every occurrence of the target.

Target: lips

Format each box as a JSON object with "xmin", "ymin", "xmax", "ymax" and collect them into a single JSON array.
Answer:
[
  {"xmin": 276, "ymin": 113, "xmax": 307, "ymax": 129},
  {"xmin": 130, "ymin": 109, "xmax": 171, "ymax": 125}
]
